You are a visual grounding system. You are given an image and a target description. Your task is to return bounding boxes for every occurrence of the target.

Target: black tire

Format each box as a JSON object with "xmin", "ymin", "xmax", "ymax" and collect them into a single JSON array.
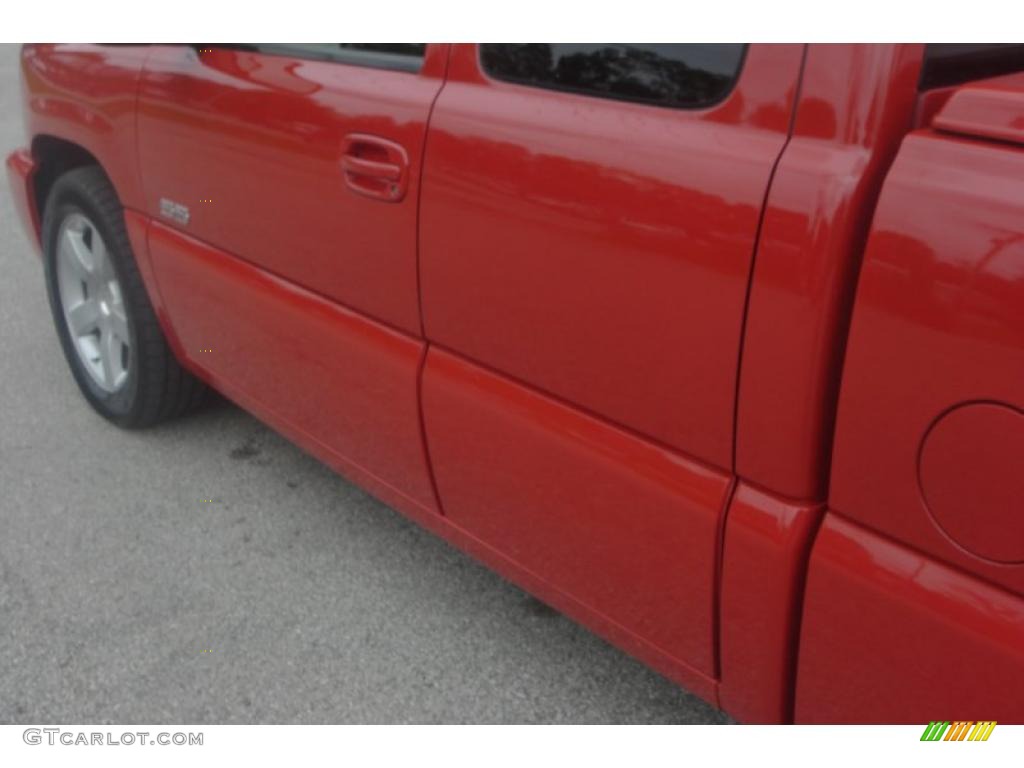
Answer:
[{"xmin": 42, "ymin": 165, "xmax": 206, "ymax": 428}]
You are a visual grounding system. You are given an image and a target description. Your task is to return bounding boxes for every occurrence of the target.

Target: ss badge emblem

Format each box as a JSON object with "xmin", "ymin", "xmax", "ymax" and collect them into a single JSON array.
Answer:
[{"xmin": 159, "ymin": 197, "xmax": 191, "ymax": 226}]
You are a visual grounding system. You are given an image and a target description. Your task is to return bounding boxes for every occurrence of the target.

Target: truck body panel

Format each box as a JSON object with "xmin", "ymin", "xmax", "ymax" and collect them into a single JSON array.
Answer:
[{"xmin": 7, "ymin": 42, "xmax": 1023, "ymax": 723}]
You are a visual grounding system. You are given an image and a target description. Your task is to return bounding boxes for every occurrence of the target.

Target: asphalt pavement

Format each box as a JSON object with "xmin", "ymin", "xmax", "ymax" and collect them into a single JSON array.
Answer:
[{"xmin": 0, "ymin": 43, "xmax": 729, "ymax": 724}]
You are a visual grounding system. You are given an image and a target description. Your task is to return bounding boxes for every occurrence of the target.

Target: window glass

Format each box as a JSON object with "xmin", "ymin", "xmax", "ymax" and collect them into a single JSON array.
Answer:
[
  {"xmin": 213, "ymin": 44, "xmax": 427, "ymax": 73},
  {"xmin": 920, "ymin": 44, "xmax": 1024, "ymax": 90},
  {"xmin": 337, "ymin": 44, "xmax": 426, "ymax": 57},
  {"xmin": 480, "ymin": 44, "xmax": 745, "ymax": 109}
]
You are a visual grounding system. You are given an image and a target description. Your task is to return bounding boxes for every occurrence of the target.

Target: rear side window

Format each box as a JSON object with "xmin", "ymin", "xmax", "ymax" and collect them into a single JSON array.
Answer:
[
  {"xmin": 920, "ymin": 44, "xmax": 1024, "ymax": 90},
  {"xmin": 480, "ymin": 44, "xmax": 745, "ymax": 109}
]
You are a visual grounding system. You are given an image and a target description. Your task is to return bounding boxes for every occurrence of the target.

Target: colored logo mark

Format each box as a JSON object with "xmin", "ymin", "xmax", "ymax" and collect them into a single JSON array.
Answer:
[{"xmin": 920, "ymin": 721, "xmax": 996, "ymax": 741}]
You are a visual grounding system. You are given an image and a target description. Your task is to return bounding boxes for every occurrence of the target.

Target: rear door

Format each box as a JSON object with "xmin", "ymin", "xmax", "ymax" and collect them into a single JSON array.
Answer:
[
  {"xmin": 419, "ymin": 44, "xmax": 804, "ymax": 684},
  {"xmin": 134, "ymin": 44, "xmax": 449, "ymax": 516}
]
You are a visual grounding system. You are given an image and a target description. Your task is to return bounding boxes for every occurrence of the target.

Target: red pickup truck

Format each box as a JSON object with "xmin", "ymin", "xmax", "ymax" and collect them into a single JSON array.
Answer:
[{"xmin": 6, "ymin": 43, "xmax": 1023, "ymax": 724}]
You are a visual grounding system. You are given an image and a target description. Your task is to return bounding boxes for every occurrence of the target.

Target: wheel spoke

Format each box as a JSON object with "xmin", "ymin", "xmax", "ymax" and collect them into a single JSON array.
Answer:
[
  {"xmin": 66, "ymin": 298, "xmax": 102, "ymax": 337},
  {"xmin": 100, "ymin": 329, "xmax": 118, "ymax": 388},
  {"xmin": 108, "ymin": 306, "xmax": 130, "ymax": 345},
  {"xmin": 60, "ymin": 227, "xmax": 94, "ymax": 280},
  {"xmin": 89, "ymin": 227, "xmax": 112, "ymax": 281}
]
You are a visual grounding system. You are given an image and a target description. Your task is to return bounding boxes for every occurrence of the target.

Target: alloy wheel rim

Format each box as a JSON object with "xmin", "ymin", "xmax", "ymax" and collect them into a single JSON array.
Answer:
[{"xmin": 55, "ymin": 212, "xmax": 131, "ymax": 393}]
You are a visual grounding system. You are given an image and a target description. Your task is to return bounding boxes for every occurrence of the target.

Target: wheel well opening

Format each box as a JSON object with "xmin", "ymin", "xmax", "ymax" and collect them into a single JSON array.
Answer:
[{"xmin": 30, "ymin": 136, "xmax": 104, "ymax": 218}]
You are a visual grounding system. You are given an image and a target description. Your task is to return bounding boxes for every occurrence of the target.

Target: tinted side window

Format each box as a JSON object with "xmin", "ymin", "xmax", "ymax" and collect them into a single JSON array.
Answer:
[
  {"xmin": 212, "ymin": 44, "xmax": 427, "ymax": 73},
  {"xmin": 920, "ymin": 44, "xmax": 1024, "ymax": 90},
  {"xmin": 337, "ymin": 44, "xmax": 426, "ymax": 57},
  {"xmin": 480, "ymin": 44, "xmax": 745, "ymax": 109}
]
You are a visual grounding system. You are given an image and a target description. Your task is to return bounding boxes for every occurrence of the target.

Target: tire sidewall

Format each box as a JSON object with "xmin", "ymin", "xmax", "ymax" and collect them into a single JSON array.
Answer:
[{"xmin": 43, "ymin": 183, "xmax": 142, "ymax": 425}]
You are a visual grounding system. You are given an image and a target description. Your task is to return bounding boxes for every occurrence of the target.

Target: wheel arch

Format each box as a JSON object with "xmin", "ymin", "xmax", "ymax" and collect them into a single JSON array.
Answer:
[{"xmin": 31, "ymin": 135, "xmax": 112, "ymax": 222}]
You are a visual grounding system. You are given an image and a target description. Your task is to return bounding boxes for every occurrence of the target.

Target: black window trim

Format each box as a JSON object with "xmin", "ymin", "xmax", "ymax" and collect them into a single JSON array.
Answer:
[
  {"xmin": 476, "ymin": 44, "xmax": 749, "ymax": 112},
  {"xmin": 203, "ymin": 44, "xmax": 426, "ymax": 74}
]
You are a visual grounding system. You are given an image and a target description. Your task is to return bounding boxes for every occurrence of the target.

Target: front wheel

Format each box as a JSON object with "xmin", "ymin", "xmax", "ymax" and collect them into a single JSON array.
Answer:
[{"xmin": 42, "ymin": 165, "xmax": 205, "ymax": 427}]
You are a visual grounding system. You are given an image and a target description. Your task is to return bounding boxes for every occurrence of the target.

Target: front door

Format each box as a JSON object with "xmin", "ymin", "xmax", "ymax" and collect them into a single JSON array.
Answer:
[{"xmin": 134, "ymin": 44, "xmax": 449, "ymax": 515}]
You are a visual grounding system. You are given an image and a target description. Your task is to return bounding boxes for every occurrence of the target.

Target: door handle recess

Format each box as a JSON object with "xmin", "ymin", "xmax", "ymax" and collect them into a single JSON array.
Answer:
[
  {"xmin": 341, "ymin": 155, "xmax": 402, "ymax": 181},
  {"xmin": 340, "ymin": 134, "xmax": 410, "ymax": 203}
]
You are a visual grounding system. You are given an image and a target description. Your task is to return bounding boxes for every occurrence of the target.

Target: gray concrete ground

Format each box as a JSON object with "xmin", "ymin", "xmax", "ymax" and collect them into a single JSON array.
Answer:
[{"xmin": 0, "ymin": 44, "xmax": 728, "ymax": 723}]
